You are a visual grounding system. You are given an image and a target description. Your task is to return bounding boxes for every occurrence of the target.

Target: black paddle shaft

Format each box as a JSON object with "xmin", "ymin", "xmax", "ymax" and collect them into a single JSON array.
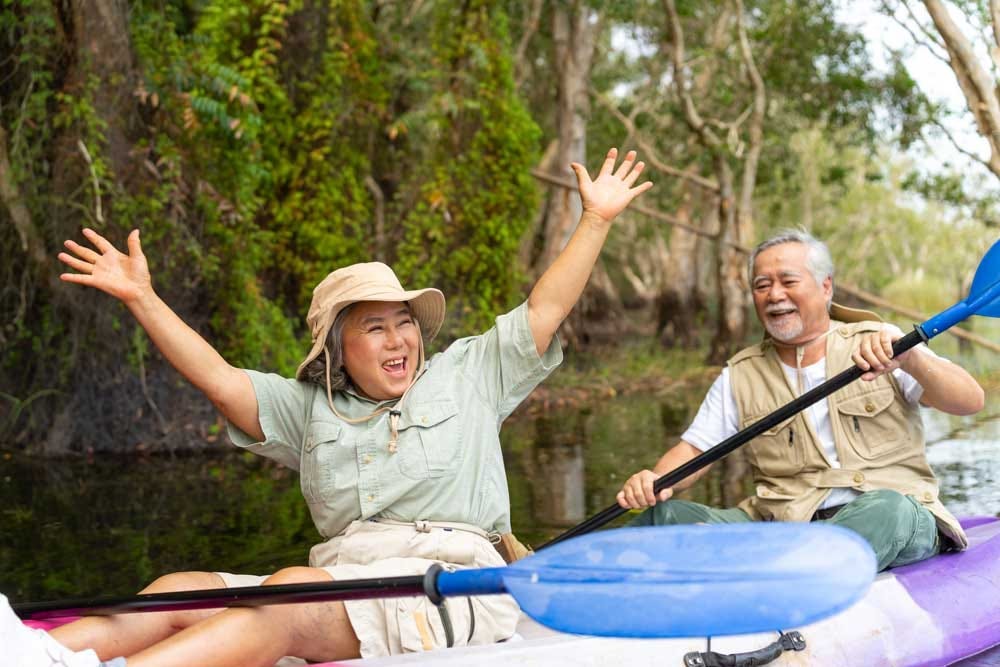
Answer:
[
  {"xmin": 15, "ymin": 566, "xmax": 448, "ymax": 620},
  {"xmin": 539, "ymin": 328, "xmax": 927, "ymax": 550}
]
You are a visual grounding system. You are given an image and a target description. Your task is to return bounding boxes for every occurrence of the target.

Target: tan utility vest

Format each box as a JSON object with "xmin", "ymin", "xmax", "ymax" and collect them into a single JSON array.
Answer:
[{"xmin": 729, "ymin": 320, "xmax": 967, "ymax": 550}]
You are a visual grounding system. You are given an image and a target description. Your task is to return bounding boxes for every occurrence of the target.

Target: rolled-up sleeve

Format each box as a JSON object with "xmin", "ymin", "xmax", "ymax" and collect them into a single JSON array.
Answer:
[
  {"xmin": 225, "ymin": 370, "xmax": 309, "ymax": 470},
  {"xmin": 448, "ymin": 302, "xmax": 562, "ymax": 421}
]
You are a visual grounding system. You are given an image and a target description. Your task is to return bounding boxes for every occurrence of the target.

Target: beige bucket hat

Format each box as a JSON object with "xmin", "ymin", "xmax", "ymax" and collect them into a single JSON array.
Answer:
[{"xmin": 295, "ymin": 262, "xmax": 446, "ymax": 381}]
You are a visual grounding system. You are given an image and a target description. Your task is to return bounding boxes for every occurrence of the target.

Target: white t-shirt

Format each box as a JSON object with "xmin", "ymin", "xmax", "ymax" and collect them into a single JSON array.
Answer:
[{"xmin": 681, "ymin": 348, "xmax": 936, "ymax": 509}]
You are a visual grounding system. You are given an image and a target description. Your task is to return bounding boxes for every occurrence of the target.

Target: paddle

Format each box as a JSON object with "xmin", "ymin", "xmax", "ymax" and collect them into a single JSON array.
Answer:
[
  {"xmin": 15, "ymin": 523, "xmax": 875, "ymax": 638},
  {"xmin": 541, "ymin": 238, "xmax": 1000, "ymax": 550}
]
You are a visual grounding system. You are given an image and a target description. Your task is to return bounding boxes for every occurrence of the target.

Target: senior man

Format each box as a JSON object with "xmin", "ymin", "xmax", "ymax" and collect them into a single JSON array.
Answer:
[{"xmin": 618, "ymin": 230, "xmax": 985, "ymax": 571}]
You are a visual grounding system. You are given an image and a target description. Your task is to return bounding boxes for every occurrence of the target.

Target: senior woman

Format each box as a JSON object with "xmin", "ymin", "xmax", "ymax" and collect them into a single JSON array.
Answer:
[{"xmin": 45, "ymin": 148, "xmax": 652, "ymax": 667}]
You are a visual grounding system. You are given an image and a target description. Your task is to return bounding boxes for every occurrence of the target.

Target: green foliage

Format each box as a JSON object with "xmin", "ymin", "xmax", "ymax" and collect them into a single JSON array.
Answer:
[
  {"xmin": 4, "ymin": 0, "xmax": 998, "ymax": 452},
  {"xmin": 394, "ymin": 2, "xmax": 540, "ymax": 333}
]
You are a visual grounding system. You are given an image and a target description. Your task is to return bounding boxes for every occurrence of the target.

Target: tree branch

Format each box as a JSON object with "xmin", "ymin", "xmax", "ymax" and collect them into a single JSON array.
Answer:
[
  {"xmin": 593, "ymin": 90, "xmax": 720, "ymax": 192},
  {"xmin": 0, "ymin": 125, "xmax": 47, "ymax": 268},
  {"xmin": 923, "ymin": 0, "xmax": 1000, "ymax": 178},
  {"xmin": 663, "ymin": 0, "xmax": 722, "ymax": 149},
  {"xmin": 927, "ymin": 116, "xmax": 991, "ymax": 168},
  {"xmin": 734, "ymin": 0, "xmax": 766, "ymax": 228},
  {"xmin": 514, "ymin": 0, "xmax": 544, "ymax": 88}
]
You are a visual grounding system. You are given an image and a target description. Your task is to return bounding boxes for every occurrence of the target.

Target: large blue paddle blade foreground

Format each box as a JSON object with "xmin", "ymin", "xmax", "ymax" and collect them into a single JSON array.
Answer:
[{"xmin": 439, "ymin": 523, "xmax": 876, "ymax": 638}]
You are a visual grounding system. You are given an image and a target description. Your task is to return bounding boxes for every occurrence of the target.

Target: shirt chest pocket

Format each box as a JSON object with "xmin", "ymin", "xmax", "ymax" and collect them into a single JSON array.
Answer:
[
  {"xmin": 397, "ymin": 400, "xmax": 462, "ymax": 480},
  {"xmin": 301, "ymin": 421, "xmax": 356, "ymax": 504},
  {"xmin": 743, "ymin": 416, "xmax": 804, "ymax": 477},
  {"xmin": 835, "ymin": 387, "xmax": 902, "ymax": 460}
]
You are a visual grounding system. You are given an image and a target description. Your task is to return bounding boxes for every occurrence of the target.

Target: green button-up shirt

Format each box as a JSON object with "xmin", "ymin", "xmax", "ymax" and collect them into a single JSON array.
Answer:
[{"xmin": 227, "ymin": 301, "xmax": 562, "ymax": 538}]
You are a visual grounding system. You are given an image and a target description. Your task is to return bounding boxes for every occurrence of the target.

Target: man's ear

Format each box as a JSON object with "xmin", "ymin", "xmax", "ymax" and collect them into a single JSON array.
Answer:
[{"xmin": 822, "ymin": 275, "xmax": 833, "ymax": 300}]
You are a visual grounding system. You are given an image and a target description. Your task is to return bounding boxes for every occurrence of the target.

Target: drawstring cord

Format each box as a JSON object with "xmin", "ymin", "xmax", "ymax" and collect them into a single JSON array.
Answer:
[
  {"xmin": 388, "ymin": 409, "xmax": 401, "ymax": 453},
  {"xmin": 321, "ymin": 320, "xmax": 426, "ymax": 454},
  {"xmin": 773, "ymin": 323, "xmax": 837, "ymax": 397}
]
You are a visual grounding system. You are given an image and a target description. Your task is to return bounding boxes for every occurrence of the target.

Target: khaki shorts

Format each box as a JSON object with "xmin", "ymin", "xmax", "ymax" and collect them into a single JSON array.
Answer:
[{"xmin": 216, "ymin": 519, "xmax": 519, "ymax": 660}]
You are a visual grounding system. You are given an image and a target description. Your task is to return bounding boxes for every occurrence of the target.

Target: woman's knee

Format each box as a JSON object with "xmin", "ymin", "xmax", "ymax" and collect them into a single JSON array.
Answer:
[
  {"xmin": 142, "ymin": 571, "xmax": 225, "ymax": 594},
  {"xmin": 263, "ymin": 566, "xmax": 333, "ymax": 586}
]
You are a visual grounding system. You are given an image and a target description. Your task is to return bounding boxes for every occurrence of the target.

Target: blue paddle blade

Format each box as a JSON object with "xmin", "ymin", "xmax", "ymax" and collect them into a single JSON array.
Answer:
[
  {"xmin": 969, "ymin": 238, "xmax": 1000, "ymax": 318},
  {"xmin": 501, "ymin": 523, "xmax": 875, "ymax": 638},
  {"xmin": 922, "ymin": 238, "xmax": 1000, "ymax": 337}
]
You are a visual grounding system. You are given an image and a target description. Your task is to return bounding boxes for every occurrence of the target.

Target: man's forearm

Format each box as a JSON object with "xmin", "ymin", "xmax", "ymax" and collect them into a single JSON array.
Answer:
[{"xmin": 904, "ymin": 348, "xmax": 985, "ymax": 415}]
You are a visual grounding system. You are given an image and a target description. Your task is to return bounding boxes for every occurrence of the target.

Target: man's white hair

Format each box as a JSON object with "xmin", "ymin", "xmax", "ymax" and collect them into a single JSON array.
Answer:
[{"xmin": 748, "ymin": 229, "xmax": 835, "ymax": 308}]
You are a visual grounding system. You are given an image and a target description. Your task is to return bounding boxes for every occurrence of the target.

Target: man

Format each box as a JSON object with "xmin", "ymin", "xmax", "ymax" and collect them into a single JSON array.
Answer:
[{"xmin": 618, "ymin": 230, "xmax": 985, "ymax": 571}]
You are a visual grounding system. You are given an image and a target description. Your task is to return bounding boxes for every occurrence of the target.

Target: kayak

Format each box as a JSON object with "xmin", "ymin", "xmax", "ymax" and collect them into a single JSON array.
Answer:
[{"xmin": 331, "ymin": 516, "xmax": 1000, "ymax": 667}]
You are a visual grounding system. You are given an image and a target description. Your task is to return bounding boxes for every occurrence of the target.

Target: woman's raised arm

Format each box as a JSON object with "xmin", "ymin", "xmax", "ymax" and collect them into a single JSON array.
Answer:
[
  {"xmin": 59, "ymin": 228, "xmax": 264, "ymax": 440},
  {"xmin": 527, "ymin": 148, "xmax": 652, "ymax": 354}
]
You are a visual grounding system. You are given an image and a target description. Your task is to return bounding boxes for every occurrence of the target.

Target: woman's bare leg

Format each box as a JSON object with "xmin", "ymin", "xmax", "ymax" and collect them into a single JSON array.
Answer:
[
  {"xmin": 126, "ymin": 567, "xmax": 361, "ymax": 667},
  {"xmin": 51, "ymin": 571, "xmax": 229, "ymax": 660}
]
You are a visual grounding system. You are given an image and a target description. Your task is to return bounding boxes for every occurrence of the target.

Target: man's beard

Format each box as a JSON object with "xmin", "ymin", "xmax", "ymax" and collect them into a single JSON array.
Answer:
[{"xmin": 764, "ymin": 308, "xmax": 804, "ymax": 343}]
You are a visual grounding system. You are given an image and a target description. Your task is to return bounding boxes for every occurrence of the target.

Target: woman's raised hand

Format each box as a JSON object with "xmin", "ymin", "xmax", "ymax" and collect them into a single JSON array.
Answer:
[
  {"xmin": 58, "ymin": 228, "xmax": 152, "ymax": 304},
  {"xmin": 570, "ymin": 148, "xmax": 652, "ymax": 223}
]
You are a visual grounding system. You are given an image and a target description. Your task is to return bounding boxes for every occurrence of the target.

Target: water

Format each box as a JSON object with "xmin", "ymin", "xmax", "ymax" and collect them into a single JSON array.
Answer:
[{"xmin": 1, "ymin": 394, "xmax": 997, "ymax": 605}]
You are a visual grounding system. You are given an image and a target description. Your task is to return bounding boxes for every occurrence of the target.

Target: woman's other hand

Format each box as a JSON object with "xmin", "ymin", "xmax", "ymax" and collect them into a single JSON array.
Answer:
[{"xmin": 59, "ymin": 228, "xmax": 151, "ymax": 304}]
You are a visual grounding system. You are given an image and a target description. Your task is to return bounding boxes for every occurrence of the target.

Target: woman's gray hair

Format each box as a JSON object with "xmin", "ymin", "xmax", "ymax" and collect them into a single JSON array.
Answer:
[
  {"xmin": 748, "ymin": 229, "xmax": 835, "ymax": 307},
  {"xmin": 301, "ymin": 303, "xmax": 356, "ymax": 392}
]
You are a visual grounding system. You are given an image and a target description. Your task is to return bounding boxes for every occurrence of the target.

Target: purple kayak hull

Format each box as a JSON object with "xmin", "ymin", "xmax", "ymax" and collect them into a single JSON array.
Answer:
[{"xmin": 890, "ymin": 516, "xmax": 1000, "ymax": 666}]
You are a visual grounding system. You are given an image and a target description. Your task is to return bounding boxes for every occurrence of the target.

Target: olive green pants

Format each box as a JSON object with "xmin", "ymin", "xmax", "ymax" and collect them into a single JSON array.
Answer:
[{"xmin": 630, "ymin": 489, "xmax": 940, "ymax": 572}]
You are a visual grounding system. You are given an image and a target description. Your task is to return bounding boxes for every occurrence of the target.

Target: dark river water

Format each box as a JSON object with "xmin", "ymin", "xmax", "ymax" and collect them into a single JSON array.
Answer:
[{"xmin": 2, "ymin": 394, "xmax": 998, "ymax": 608}]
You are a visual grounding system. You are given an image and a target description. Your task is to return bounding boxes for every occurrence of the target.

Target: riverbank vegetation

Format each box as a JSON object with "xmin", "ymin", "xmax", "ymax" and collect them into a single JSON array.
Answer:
[{"xmin": 3, "ymin": 0, "xmax": 1000, "ymax": 454}]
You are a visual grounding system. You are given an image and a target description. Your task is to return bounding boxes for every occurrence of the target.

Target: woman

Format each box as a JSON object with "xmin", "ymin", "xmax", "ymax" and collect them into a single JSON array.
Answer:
[{"xmin": 41, "ymin": 148, "xmax": 651, "ymax": 667}]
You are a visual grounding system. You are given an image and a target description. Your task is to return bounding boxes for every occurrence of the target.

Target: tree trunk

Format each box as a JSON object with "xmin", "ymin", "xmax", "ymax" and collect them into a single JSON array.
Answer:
[
  {"xmin": 707, "ymin": 160, "xmax": 748, "ymax": 364},
  {"xmin": 533, "ymin": 1, "xmax": 615, "ymax": 346},
  {"xmin": 62, "ymin": 0, "xmax": 141, "ymax": 186},
  {"xmin": 657, "ymin": 184, "xmax": 704, "ymax": 348},
  {"xmin": 535, "ymin": 1, "xmax": 597, "ymax": 273}
]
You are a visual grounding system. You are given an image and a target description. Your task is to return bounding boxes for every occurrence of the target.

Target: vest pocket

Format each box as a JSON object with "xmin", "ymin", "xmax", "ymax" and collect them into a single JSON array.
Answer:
[
  {"xmin": 836, "ymin": 387, "xmax": 902, "ymax": 459},
  {"xmin": 398, "ymin": 400, "xmax": 463, "ymax": 480},
  {"xmin": 743, "ymin": 417, "xmax": 804, "ymax": 477}
]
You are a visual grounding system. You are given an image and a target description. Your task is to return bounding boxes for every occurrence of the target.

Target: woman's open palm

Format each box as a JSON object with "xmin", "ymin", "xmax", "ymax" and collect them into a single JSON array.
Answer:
[
  {"xmin": 571, "ymin": 148, "xmax": 653, "ymax": 222},
  {"xmin": 58, "ymin": 228, "xmax": 151, "ymax": 304}
]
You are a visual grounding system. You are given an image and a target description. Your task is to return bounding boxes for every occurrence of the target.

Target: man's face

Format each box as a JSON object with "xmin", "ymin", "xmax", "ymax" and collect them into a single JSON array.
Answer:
[{"xmin": 751, "ymin": 242, "xmax": 832, "ymax": 344}]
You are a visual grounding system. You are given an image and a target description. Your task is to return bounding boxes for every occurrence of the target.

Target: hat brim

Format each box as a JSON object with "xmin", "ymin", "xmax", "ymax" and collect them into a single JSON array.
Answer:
[
  {"xmin": 295, "ymin": 288, "xmax": 446, "ymax": 381},
  {"xmin": 830, "ymin": 301, "xmax": 881, "ymax": 324}
]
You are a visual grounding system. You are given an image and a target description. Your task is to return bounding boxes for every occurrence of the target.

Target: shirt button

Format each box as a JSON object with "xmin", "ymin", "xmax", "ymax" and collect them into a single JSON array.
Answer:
[
  {"xmin": 367, "ymin": 494, "xmax": 375, "ymax": 502},
  {"xmin": 839, "ymin": 327, "xmax": 849, "ymax": 335},
  {"xmin": 864, "ymin": 403, "xmax": 875, "ymax": 413},
  {"xmin": 363, "ymin": 455, "xmax": 372, "ymax": 464},
  {"xmin": 759, "ymin": 488, "xmax": 769, "ymax": 496},
  {"xmin": 853, "ymin": 472, "xmax": 865, "ymax": 484},
  {"xmin": 421, "ymin": 416, "xmax": 428, "ymax": 424},
  {"xmin": 923, "ymin": 492, "xmax": 934, "ymax": 502}
]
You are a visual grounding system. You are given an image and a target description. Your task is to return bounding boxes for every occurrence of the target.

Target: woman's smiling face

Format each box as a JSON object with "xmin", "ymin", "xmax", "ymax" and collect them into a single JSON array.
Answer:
[{"xmin": 341, "ymin": 301, "xmax": 421, "ymax": 400}]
